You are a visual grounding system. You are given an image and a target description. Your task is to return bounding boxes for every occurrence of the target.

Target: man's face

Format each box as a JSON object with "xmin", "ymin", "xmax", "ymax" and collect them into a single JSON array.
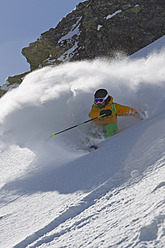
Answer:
[{"xmin": 96, "ymin": 101, "xmax": 105, "ymax": 108}]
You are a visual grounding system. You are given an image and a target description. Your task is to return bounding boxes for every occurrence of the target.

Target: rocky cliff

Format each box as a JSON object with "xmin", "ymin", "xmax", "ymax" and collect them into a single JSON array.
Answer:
[{"xmin": 1, "ymin": 0, "xmax": 165, "ymax": 96}]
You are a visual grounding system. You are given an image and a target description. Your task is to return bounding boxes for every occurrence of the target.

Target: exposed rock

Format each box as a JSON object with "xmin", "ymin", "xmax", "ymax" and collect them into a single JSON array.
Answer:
[
  {"xmin": 1, "ymin": 0, "xmax": 165, "ymax": 96},
  {"xmin": 0, "ymin": 72, "xmax": 29, "ymax": 97},
  {"xmin": 0, "ymin": 88, "xmax": 6, "ymax": 98},
  {"xmin": 6, "ymin": 72, "xmax": 29, "ymax": 85}
]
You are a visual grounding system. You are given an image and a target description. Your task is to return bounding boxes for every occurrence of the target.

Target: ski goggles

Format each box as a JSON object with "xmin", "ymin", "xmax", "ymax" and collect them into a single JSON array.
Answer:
[{"xmin": 94, "ymin": 94, "xmax": 109, "ymax": 104}]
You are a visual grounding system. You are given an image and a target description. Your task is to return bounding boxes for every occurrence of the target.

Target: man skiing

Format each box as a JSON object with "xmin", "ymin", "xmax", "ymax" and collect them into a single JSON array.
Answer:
[{"xmin": 89, "ymin": 89, "xmax": 140, "ymax": 138}]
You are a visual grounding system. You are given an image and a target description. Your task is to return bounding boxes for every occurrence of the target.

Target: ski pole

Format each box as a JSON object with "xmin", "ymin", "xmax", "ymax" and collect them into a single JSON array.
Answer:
[{"xmin": 51, "ymin": 113, "xmax": 106, "ymax": 138}]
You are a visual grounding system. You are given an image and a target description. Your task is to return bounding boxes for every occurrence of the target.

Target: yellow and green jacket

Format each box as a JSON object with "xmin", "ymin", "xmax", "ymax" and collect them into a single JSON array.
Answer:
[{"xmin": 89, "ymin": 96, "xmax": 137, "ymax": 127}]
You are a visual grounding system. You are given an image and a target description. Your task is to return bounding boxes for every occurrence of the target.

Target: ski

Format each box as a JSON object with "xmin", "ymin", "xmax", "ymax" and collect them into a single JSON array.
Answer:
[{"xmin": 89, "ymin": 145, "xmax": 99, "ymax": 151}]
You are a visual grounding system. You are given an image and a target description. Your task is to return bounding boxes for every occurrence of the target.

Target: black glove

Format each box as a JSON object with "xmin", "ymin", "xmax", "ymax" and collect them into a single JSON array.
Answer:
[{"xmin": 100, "ymin": 109, "xmax": 112, "ymax": 117}]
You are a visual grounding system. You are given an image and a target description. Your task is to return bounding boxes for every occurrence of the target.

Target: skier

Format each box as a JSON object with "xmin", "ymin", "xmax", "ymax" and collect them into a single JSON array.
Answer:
[{"xmin": 89, "ymin": 89, "xmax": 140, "ymax": 138}]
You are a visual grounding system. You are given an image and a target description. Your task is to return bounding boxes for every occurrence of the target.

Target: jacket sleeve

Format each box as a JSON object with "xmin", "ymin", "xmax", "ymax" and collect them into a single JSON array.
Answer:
[
  {"xmin": 115, "ymin": 103, "xmax": 138, "ymax": 116},
  {"xmin": 89, "ymin": 105, "xmax": 104, "ymax": 124},
  {"xmin": 89, "ymin": 105, "xmax": 100, "ymax": 118}
]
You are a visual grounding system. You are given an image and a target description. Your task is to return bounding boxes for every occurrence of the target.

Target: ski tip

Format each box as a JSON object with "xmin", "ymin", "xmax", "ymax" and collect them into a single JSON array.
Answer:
[{"xmin": 51, "ymin": 133, "xmax": 56, "ymax": 138}]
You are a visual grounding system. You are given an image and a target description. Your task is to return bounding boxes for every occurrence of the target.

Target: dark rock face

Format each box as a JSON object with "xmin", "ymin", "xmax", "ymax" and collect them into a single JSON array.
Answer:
[
  {"xmin": 22, "ymin": 0, "xmax": 165, "ymax": 70},
  {"xmin": 1, "ymin": 0, "xmax": 165, "ymax": 94}
]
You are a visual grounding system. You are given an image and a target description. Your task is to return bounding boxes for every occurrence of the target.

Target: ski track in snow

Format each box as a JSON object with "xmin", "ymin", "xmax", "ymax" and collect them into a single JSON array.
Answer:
[
  {"xmin": 9, "ymin": 158, "xmax": 165, "ymax": 248},
  {"xmin": 0, "ymin": 37, "xmax": 165, "ymax": 247}
]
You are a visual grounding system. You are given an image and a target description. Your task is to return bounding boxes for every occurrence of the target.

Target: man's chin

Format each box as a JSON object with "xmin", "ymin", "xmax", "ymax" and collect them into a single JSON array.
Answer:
[{"xmin": 97, "ymin": 103, "xmax": 105, "ymax": 108}]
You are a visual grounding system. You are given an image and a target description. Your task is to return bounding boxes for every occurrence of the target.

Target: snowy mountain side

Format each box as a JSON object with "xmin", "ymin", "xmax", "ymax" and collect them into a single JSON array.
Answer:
[
  {"xmin": 0, "ymin": 37, "xmax": 165, "ymax": 247},
  {"xmin": 22, "ymin": 0, "xmax": 165, "ymax": 70},
  {"xmin": 1, "ymin": 0, "xmax": 165, "ymax": 92}
]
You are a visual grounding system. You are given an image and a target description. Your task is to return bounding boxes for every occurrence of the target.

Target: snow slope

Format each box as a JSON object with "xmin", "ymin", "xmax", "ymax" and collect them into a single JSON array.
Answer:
[{"xmin": 0, "ymin": 36, "xmax": 165, "ymax": 248}]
